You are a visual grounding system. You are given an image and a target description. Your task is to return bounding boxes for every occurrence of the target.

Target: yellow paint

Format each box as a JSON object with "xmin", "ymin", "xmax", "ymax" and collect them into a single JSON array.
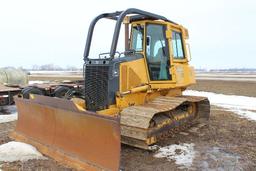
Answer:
[
  {"xmin": 146, "ymin": 136, "xmax": 157, "ymax": 145},
  {"xmin": 96, "ymin": 106, "xmax": 119, "ymax": 116},
  {"xmin": 120, "ymin": 59, "xmax": 148, "ymax": 92},
  {"xmin": 174, "ymin": 112, "xmax": 189, "ymax": 121},
  {"xmin": 91, "ymin": 19, "xmax": 196, "ymax": 116},
  {"xmin": 71, "ymin": 98, "xmax": 85, "ymax": 110}
]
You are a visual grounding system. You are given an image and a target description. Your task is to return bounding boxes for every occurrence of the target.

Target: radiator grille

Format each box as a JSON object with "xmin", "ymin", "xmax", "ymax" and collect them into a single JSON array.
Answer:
[{"xmin": 84, "ymin": 65, "xmax": 109, "ymax": 111}]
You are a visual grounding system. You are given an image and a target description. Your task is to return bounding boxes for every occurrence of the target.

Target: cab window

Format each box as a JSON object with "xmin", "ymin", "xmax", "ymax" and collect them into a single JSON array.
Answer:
[
  {"xmin": 172, "ymin": 31, "xmax": 185, "ymax": 59},
  {"xmin": 146, "ymin": 24, "xmax": 170, "ymax": 81},
  {"xmin": 131, "ymin": 25, "xmax": 144, "ymax": 52}
]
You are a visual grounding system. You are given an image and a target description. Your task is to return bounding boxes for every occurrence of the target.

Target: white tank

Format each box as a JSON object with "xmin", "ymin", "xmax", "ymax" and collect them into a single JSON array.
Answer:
[{"xmin": 0, "ymin": 67, "xmax": 28, "ymax": 85}]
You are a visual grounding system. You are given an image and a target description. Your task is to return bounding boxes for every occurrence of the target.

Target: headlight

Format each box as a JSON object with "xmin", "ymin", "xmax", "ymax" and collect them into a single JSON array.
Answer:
[{"xmin": 112, "ymin": 70, "xmax": 119, "ymax": 77}]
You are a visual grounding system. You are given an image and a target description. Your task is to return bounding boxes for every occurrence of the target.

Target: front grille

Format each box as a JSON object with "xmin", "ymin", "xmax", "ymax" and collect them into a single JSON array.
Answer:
[{"xmin": 84, "ymin": 65, "xmax": 109, "ymax": 111}]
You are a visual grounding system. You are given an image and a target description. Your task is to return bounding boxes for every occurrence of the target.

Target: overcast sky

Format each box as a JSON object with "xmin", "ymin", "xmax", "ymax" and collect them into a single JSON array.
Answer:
[{"xmin": 0, "ymin": 0, "xmax": 255, "ymax": 69}]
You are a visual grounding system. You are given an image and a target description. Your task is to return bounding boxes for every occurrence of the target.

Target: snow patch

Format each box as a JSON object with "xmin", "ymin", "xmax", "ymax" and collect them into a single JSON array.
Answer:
[
  {"xmin": 0, "ymin": 106, "xmax": 17, "ymax": 123},
  {"xmin": 0, "ymin": 141, "xmax": 47, "ymax": 162},
  {"xmin": 183, "ymin": 90, "xmax": 256, "ymax": 121},
  {"xmin": 0, "ymin": 113, "xmax": 17, "ymax": 123},
  {"xmin": 154, "ymin": 143, "xmax": 195, "ymax": 168},
  {"xmin": 29, "ymin": 80, "xmax": 49, "ymax": 85}
]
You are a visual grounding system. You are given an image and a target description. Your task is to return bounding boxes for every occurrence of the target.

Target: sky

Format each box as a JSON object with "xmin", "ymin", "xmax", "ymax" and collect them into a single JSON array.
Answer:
[{"xmin": 0, "ymin": 0, "xmax": 255, "ymax": 69}]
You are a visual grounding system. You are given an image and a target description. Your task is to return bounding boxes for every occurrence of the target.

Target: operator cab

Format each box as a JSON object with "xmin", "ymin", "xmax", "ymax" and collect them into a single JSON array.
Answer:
[
  {"xmin": 129, "ymin": 20, "xmax": 189, "ymax": 82},
  {"xmin": 131, "ymin": 23, "xmax": 171, "ymax": 81},
  {"xmin": 83, "ymin": 9, "xmax": 192, "ymax": 111}
]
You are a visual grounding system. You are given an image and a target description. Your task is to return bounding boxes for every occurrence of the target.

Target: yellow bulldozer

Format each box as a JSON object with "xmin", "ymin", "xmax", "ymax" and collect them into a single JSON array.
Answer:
[{"xmin": 11, "ymin": 8, "xmax": 210, "ymax": 171}]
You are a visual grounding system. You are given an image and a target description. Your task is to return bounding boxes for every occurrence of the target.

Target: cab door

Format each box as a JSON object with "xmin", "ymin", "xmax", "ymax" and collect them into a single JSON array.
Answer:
[
  {"xmin": 170, "ymin": 28, "xmax": 196, "ymax": 86},
  {"xmin": 145, "ymin": 24, "xmax": 172, "ymax": 81}
]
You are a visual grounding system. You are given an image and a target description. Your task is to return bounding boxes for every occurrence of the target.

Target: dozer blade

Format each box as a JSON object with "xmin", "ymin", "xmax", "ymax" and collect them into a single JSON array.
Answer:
[{"xmin": 10, "ymin": 95, "xmax": 120, "ymax": 171}]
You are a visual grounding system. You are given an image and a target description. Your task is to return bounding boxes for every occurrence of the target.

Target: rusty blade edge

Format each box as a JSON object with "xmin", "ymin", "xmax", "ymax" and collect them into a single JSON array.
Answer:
[{"xmin": 10, "ymin": 131, "xmax": 109, "ymax": 171}]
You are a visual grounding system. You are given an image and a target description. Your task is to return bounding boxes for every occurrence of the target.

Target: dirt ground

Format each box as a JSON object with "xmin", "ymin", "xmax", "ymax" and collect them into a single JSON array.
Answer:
[
  {"xmin": 122, "ymin": 107, "xmax": 256, "ymax": 170},
  {"xmin": 0, "ymin": 80, "xmax": 256, "ymax": 170}
]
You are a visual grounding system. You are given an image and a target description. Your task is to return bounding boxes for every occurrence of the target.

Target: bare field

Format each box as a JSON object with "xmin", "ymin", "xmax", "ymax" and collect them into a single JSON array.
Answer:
[
  {"xmin": 196, "ymin": 72, "xmax": 256, "ymax": 82},
  {"xmin": 0, "ymin": 78, "xmax": 255, "ymax": 170},
  {"xmin": 190, "ymin": 80, "xmax": 256, "ymax": 97}
]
